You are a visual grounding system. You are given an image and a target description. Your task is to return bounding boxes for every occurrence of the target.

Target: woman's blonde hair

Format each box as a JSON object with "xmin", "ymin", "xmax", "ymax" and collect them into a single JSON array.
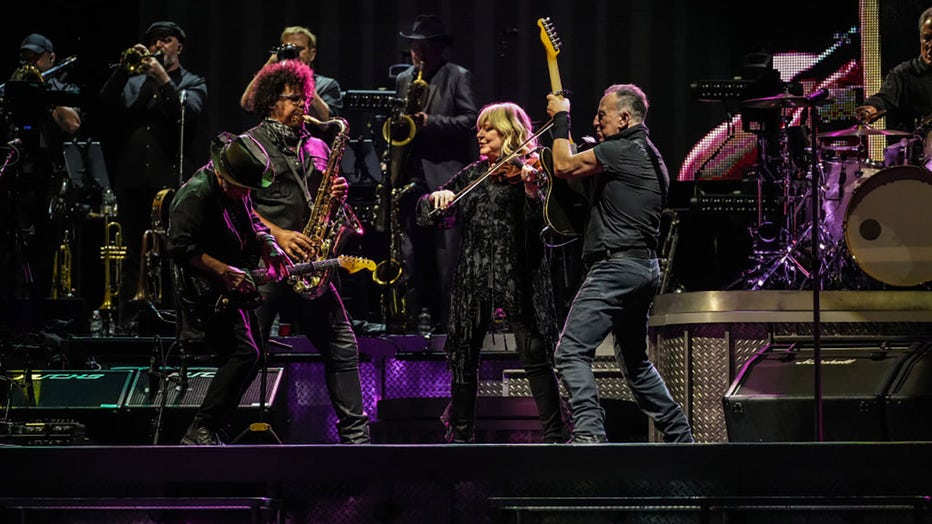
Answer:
[{"xmin": 476, "ymin": 102, "xmax": 536, "ymax": 157}]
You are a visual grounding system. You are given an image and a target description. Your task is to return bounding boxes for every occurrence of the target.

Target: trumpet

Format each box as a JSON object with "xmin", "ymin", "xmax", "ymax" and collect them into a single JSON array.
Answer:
[
  {"xmin": 51, "ymin": 229, "xmax": 75, "ymax": 299},
  {"xmin": 100, "ymin": 220, "xmax": 127, "ymax": 311},
  {"xmin": 99, "ymin": 188, "xmax": 126, "ymax": 312},
  {"xmin": 120, "ymin": 47, "xmax": 163, "ymax": 75}
]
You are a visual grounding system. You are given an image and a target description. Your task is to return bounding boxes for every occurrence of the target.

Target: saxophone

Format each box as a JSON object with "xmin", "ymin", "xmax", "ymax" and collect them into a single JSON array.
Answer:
[
  {"xmin": 375, "ymin": 61, "xmax": 430, "ymax": 233},
  {"xmin": 290, "ymin": 115, "xmax": 363, "ymax": 299}
]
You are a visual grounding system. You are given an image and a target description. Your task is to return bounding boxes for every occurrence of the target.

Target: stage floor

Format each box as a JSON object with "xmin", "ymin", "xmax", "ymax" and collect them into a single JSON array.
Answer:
[{"xmin": 1, "ymin": 441, "xmax": 931, "ymax": 523}]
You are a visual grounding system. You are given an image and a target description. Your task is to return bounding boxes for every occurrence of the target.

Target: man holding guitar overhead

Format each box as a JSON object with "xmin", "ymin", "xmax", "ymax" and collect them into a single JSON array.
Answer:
[
  {"xmin": 545, "ymin": 85, "xmax": 693, "ymax": 444},
  {"xmin": 168, "ymin": 131, "xmax": 289, "ymax": 445}
]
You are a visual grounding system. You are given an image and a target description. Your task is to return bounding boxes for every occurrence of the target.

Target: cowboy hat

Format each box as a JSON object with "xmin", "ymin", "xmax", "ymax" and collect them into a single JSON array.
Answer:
[{"xmin": 209, "ymin": 132, "xmax": 274, "ymax": 190}]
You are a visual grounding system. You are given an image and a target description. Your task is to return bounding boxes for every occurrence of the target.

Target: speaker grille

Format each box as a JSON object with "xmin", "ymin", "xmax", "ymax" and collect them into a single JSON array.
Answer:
[{"xmin": 124, "ymin": 367, "xmax": 284, "ymax": 408}]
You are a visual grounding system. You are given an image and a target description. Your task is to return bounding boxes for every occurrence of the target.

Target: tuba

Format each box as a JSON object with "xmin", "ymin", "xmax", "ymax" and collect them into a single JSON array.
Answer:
[
  {"xmin": 290, "ymin": 115, "xmax": 363, "ymax": 299},
  {"xmin": 132, "ymin": 188, "xmax": 175, "ymax": 305},
  {"xmin": 381, "ymin": 61, "xmax": 429, "ymax": 148}
]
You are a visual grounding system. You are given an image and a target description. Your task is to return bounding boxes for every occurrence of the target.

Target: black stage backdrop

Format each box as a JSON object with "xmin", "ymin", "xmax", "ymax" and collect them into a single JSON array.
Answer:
[
  {"xmin": 3, "ymin": 0, "xmax": 898, "ymax": 174},
  {"xmin": 0, "ymin": 0, "xmax": 926, "ymax": 297}
]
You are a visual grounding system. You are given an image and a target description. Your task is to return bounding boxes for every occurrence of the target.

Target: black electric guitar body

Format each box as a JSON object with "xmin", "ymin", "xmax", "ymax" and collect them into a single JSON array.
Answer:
[{"xmin": 538, "ymin": 147, "xmax": 587, "ymax": 237}]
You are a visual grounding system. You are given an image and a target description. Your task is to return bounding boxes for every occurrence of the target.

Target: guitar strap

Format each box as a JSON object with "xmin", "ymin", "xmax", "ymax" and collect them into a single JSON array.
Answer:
[{"xmin": 633, "ymin": 138, "xmax": 668, "ymax": 207}]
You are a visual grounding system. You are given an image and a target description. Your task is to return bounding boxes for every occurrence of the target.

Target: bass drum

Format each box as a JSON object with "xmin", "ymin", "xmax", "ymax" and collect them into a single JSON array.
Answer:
[{"xmin": 844, "ymin": 165, "xmax": 932, "ymax": 287}]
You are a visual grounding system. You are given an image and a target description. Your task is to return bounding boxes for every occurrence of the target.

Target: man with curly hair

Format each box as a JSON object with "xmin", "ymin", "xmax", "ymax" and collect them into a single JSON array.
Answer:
[{"xmin": 242, "ymin": 60, "xmax": 370, "ymax": 444}]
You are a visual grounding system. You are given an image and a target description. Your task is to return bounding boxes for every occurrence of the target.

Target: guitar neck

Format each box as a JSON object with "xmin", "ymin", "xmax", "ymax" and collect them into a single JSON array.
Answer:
[
  {"xmin": 547, "ymin": 57, "xmax": 563, "ymax": 96},
  {"xmin": 249, "ymin": 259, "xmax": 340, "ymax": 285}
]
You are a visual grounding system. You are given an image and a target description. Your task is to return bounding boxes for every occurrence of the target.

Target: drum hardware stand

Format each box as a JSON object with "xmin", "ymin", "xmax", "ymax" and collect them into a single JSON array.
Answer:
[{"xmin": 733, "ymin": 114, "xmax": 820, "ymax": 290}]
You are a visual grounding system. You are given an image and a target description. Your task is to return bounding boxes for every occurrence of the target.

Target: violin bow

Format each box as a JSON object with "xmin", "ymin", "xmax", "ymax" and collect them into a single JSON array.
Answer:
[{"xmin": 429, "ymin": 119, "xmax": 555, "ymax": 216}]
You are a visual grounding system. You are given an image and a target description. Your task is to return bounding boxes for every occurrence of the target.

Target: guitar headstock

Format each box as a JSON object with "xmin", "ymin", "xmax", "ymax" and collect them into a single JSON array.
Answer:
[
  {"xmin": 537, "ymin": 17, "xmax": 561, "ymax": 60},
  {"xmin": 337, "ymin": 255, "xmax": 376, "ymax": 274}
]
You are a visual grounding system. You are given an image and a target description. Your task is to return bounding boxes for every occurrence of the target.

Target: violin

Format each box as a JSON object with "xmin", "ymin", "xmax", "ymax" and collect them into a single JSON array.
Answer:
[{"xmin": 489, "ymin": 152, "xmax": 542, "ymax": 184}]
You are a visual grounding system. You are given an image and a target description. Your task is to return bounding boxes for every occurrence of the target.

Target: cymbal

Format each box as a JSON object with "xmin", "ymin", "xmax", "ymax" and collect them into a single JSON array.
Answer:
[
  {"xmin": 740, "ymin": 93, "xmax": 812, "ymax": 109},
  {"xmin": 821, "ymin": 144, "xmax": 864, "ymax": 153},
  {"xmin": 817, "ymin": 125, "xmax": 913, "ymax": 139},
  {"xmin": 740, "ymin": 93, "xmax": 836, "ymax": 109}
]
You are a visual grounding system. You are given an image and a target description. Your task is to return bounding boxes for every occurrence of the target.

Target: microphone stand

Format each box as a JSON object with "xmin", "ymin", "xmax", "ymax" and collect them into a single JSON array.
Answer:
[
  {"xmin": 806, "ymin": 90, "xmax": 828, "ymax": 442},
  {"xmin": 177, "ymin": 89, "xmax": 187, "ymax": 187}
]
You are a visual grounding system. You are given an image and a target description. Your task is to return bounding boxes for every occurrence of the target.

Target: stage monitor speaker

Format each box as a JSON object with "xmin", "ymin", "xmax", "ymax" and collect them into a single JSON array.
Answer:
[
  {"xmin": 884, "ymin": 341, "xmax": 932, "ymax": 440},
  {"xmin": 723, "ymin": 341, "xmax": 917, "ymax": 442},
  {"xmin": 3, "ymin": 369, "xmax": 134, "ymax": 409},
  {"xmin": 123, "ymin": 367, "xmax": 284, "ymax": 409}
]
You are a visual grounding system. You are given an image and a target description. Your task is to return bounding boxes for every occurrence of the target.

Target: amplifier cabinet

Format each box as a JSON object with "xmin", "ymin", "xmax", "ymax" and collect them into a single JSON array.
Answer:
[{"xmin": 723, "ymin": 342, "xmax": 921, "ymax": 442}]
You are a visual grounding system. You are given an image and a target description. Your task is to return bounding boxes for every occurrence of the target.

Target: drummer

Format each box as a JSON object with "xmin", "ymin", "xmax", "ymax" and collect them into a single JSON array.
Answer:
[{"xmin": 855, "ymin": 7, "xmax": 932, "ymax": 168}]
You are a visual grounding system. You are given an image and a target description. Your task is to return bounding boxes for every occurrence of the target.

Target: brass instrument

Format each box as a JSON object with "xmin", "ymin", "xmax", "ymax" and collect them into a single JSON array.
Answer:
[
  {"xmin": 9, "ymin": 63, "xmax": 43, "ymax": 83},
  {"xmin": 132, "ymin": 188, "xmax": 175, "ymax": 305},
  {"xmin": 120, "ymin": 48, "xmax": 163, "ymax": 75},
  {"xmin": 381, "ymin": 61, "xmax": 429, "ymax": 148},
  {"xmin": 99, "ymin": 189, "xmax": 126, "ymax": 312},
  {"xmin": 291, "ymin": 115, "xmax": 363, "ymax": 299},
  {"xmin": 51, "ymin": 229, "xmax": 75, "ymax": 299},
  {"xmin": 372, "ymin": 181, "xmax": 417, "ymax": 330},
  {"xmin": 374, "ymin": 63, "xmax": 429, "ymax": 234}
]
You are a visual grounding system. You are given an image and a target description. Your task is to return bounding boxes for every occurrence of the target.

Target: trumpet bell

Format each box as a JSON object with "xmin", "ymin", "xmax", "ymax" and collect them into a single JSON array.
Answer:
[{"xmin": 121, "ymin": 48, "xmax": 163, "ymax": 75}]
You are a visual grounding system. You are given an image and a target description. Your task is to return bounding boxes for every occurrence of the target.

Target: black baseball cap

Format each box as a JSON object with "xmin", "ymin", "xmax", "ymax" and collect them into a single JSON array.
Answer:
[{"xmin": 19, "ymin": 33, "xmax": 54, "ymax": 54}]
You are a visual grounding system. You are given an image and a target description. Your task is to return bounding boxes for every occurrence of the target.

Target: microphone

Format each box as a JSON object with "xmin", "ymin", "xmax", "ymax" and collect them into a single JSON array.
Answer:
[
  {"xmin": 805, "ymin": 87, "xmax": 831, "ymax": 104},
  {"xmin": 7, "ymin": 138, "xmax": 22, "ymax": 148}
]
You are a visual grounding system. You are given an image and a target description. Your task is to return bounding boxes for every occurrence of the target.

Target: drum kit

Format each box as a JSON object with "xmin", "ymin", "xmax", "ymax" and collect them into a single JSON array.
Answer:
[{"xmin": 733, "ymin": 93, "xmax": 932, "ymax": 290}]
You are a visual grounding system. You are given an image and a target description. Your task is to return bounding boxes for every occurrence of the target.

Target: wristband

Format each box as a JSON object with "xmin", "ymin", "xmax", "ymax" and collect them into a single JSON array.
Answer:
[
  {"xmin": 552, "ymin": 111, "xmax": 570, "ymax": 140},
  {"xmin": 258, "ymin": 232, "xmax": 277, "ymax": 246}
]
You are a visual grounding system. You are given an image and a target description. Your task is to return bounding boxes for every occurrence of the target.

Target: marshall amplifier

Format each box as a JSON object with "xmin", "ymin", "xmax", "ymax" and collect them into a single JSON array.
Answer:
[
  {"xmin": 885, "ymin": 341, "xmax": 932, "ymax": 440},
  {"xmin": 723, "ymin": 341, "xmax": 917, "ymax": 442},
  {"xmin": 2, "ymin": 369, "xmax": 134, "ymax": 409}
]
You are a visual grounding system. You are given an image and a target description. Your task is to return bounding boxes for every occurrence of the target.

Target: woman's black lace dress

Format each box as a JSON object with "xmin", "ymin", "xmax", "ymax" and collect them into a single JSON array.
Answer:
[{"xmin": 421, "ymin": 160, "xmax": 560, "ymax": 375}]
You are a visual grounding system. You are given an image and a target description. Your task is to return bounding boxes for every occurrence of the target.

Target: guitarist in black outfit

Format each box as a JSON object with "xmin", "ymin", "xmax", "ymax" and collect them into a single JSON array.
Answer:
[
  {"xmin": 168, "ymin": 132, "xmax": 289, "ymax": 445},
  {"xmin": 545, "ymin": 84, "xmax": 693, "ymax": 444}
]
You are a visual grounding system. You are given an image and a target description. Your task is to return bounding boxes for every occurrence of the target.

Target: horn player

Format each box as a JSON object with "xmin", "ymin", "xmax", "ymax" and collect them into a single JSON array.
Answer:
[
  {"xmin": 98, "ymin": 20, "xmax": 206, "ymax": 332},
  {"xmin": 241, "ymin": 59, "xmax": 371, "ymax": 444}
]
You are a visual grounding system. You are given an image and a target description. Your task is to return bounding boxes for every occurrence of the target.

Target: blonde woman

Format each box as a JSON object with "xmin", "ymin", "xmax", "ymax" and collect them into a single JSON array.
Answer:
[{"xmin": 420, "ymin": 102, "xmax": 566, "ymax": 443}]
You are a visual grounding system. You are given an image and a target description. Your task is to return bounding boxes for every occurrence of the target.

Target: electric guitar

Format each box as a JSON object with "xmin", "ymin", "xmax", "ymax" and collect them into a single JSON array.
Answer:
[
  {"xmin": 537, "ymin": 17, "xmax": 588, "ymax": 238},
  {"xmin": 179, "ymin": 255, "xmax": 376, "ymax": 313}
]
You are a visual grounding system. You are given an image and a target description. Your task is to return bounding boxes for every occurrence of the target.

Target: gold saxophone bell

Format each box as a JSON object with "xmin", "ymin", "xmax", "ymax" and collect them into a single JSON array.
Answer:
[
  {"xmin": 121, "ymin": 48, "xmax": 164, "ymax": 75},
  {"xmin": 372, "ymin": 258, "xmax": 403, "ymax": 286},
  {"xmin": 382, "ymin": 62, "xmax": 429, "ymax": 147}
]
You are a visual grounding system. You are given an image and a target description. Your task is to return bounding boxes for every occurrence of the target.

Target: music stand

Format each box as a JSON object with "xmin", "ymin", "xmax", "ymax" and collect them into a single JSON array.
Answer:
[{"xmin": 63, "ymin": 141, "xmax": 111, "ymax": 191}]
